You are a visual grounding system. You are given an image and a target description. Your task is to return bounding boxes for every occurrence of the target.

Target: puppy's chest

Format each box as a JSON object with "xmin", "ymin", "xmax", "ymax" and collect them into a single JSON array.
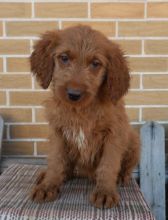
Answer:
[
  {"xmin": 61, "ymin": 120, "xmax": 106, "ymax": 165},
  {"xmin": 62, "ymin": 126, "xmax": 88, "ymax": 149}
]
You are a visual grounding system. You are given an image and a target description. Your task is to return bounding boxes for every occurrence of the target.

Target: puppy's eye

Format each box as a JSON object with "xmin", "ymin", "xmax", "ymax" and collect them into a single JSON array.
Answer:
[
  {"xmin": 91, "ymin": 59, "xmax": 101, "ymax": 69},
  {"xmin": 60, "ymin": 54, "xmax": 69, "ymax": 64}
]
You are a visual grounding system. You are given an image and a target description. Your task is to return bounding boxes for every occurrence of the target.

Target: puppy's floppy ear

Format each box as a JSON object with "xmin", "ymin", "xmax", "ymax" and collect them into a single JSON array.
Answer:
[
  {"xmin": 30, "ymin": 31, "xmax": 60, "ymax": 89},
  {"xmin": 106, "ymin": 42, "xmax": 130, "ymax": 104}
]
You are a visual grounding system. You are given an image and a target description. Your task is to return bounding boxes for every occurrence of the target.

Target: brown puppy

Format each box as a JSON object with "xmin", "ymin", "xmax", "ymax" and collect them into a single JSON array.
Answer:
[{"xmin": 30, "ymin": 25, "xmax": 140, "ymax": 208}]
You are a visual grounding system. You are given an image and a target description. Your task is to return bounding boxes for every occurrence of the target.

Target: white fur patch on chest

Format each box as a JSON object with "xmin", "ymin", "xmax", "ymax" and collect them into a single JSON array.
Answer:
[{"xmin": 63, "ymin": 127, "xmax": 86, "ymax": 149}]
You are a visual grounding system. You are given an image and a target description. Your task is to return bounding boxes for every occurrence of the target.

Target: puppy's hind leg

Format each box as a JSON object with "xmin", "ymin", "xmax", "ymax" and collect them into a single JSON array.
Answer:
[{"xmin": 118, "ymin": 130, "xmax": 140, "ymax": 185}]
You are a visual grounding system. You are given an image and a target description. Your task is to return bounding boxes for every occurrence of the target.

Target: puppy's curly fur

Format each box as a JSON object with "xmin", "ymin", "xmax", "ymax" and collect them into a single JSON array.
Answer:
[{"xmin": 30, "ymin": 25, "xmax": 140, "ymax": 208}]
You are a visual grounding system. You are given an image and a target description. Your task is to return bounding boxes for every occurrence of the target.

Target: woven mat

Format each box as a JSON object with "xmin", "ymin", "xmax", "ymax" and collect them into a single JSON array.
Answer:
[{"xmin": 0, "ymin": 164, "xmax": 155, "ymax": 220}]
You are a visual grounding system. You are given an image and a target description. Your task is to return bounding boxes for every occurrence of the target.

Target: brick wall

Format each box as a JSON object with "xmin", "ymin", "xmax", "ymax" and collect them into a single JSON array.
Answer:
[{"xmin": 0, "ymin": 0, "xmax": 168, "ymax": 157}]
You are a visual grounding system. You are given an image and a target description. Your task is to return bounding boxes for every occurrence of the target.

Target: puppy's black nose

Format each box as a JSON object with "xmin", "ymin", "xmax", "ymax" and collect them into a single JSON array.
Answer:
[{"xmin": 67, "ymin": 88, "xmax": 82, "ymax": 101}]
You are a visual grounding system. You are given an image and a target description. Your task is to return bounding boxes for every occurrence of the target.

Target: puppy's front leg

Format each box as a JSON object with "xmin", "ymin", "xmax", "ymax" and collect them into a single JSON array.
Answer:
[
  {"xmin": 31, "ymin": 130, "xmax": 67, "ymax": 203},
  {"xmin": 90, "ymin": 139, "xmax": 122, "ymax": 208}
]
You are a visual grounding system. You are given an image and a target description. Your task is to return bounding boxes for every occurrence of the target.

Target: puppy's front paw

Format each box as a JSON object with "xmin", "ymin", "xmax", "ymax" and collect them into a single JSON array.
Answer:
[
  {"xmin": 90, "ymin": 189, "xmax": 120, "ymax": 208},
  {"xmin": 35, "ymin": 170, "xmax": 46, "ymax": 185},
  {"xmin": 118, "ymin": 173, "xmax": 131, "ymax": 186},
  {"xmin": 30, "ymin": 183, "xmax": 59, "ymax": 203}
]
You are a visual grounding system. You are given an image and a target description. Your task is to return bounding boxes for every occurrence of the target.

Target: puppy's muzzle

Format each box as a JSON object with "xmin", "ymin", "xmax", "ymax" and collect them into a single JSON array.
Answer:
[{"xmin": 67, "ymin": 88, "xmax": 82, "ymax": 101}]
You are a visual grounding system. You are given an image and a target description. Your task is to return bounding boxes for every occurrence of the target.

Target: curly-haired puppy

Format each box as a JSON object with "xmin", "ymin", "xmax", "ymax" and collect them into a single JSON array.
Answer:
[{"xmin": 30, "ymin": 25, "xmax": 140, "ymax": 208}]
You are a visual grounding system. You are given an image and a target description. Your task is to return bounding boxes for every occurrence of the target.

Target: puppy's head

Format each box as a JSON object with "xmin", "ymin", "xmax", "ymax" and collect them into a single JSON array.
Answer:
[{"xmin": 30, "ymin": 25, "xmax": 130, "ymax": 106}]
